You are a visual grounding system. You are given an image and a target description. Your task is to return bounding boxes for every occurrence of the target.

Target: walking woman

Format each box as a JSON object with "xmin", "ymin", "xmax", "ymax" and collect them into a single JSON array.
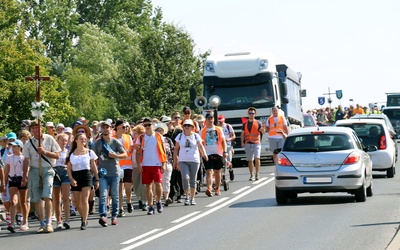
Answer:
[
  {"xmin": 173, "ymin": 119, "xmax": 208, "ymax": 205},
  {"xmin": 66, "ymin": 133, "xmax": 99, "ymax": 230},
  {"xmin": 4, "ymin": 140, "xmax": 29, "ymax": 232}
]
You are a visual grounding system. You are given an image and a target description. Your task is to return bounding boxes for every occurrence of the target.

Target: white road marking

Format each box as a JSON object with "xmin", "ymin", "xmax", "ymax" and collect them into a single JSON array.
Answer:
[
  {"xmin": 232, "ymin": 186, "xmax": 251, "ymax": 194},
  {"xmin": 121, "ymin": 228, "xmax": 162, "ymax": 245},
  {"xmin": 253, "ymin": 177, "xmax": 267, "ymax": 184},
  {"xmin": 120, "ymin": 177, "xmax": 275, "ymax": 250},
  {"xmin": 205, "ymin": 197, "xmax": 230, "ymax": 207},
  {"xmin": 170, "ymin": 211, "xmax": 201, "ymax": 224}
]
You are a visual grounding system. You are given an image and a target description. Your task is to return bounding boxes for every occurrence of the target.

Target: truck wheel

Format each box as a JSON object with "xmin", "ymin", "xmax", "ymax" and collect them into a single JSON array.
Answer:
[{"xmin": 275, "ymin": 186, "xmax": 288, "ymax": 204}]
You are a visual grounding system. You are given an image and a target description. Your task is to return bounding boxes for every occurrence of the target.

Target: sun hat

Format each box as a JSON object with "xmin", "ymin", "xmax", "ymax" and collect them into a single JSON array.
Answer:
[
  {"xmin": 153, "ymin": 123, "xmax": 168, "ymax": 135},
  {"xmin": 182, "ymin": 119, "xmax": 194, "ymax": 127}
]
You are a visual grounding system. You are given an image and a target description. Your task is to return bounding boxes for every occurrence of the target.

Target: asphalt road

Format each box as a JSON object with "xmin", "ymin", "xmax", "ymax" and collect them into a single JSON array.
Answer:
[{"xmin": 1, "ymin": 159, "xmax": 400, "ymax": 250}]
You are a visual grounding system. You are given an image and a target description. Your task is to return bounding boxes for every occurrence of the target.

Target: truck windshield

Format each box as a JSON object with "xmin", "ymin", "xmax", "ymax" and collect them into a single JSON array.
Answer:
[
  {"xmin": 204, "ymin": 83, "xmax": 275, "ymax": 110},
  {"xmin": 383, "ymin": 109, "xmax": 400, "ymax": 134}
]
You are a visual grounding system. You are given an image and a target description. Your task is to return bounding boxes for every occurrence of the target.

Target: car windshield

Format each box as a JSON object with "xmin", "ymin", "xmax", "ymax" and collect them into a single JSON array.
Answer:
[
  {"xmin": 303, "ymin": 115, "xmax": 315, "ymax": 126},
  {"xmin": 283, "ymin": 134, "xmax": 352, "ymax": 152},
  {"xmin": 337, "ymin": 124, "xmax": 384, "ymax": 147}
]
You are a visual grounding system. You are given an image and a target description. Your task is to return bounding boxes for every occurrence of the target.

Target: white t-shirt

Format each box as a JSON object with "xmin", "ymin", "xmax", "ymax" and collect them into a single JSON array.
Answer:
[
  {"xmin": 142, "ymin": 134, "xmax": 162, "ymax": 167},
  {"xmin": 6, "ymin": 154, "xmax": 24, "ymax": 177},
  {"xmin": 55, "ymin": 149, "xmax": 68, "ymax": 167},
  {"xmin": 221, "ymin": 123, "xmax": 234, "ymax": 146},
  {"xmin": 70, "ymin": 149, "xmax": 98, "ymax": 171},
  {"xmin": 175, "ymin": 133, "xmax": 202, "ymax": 163}
]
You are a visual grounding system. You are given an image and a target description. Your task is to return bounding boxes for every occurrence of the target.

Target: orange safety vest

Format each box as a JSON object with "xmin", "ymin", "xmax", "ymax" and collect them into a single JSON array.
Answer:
[
  {"xmin": 113, "ymin": 134, "xmax": 132, "ymax": 167},
  {"xmin": 243, "ymin": 120, "xmax": 261, "ymax": 144},
  {"xmin": 139, "ymin": 133, "xmax": 166, "ymax": 164},
  {"xmin": 268, "ymin": 116, "xmax": 285, "ymax": 137},
  {"xmin": 200, "ymin": 126, "xmax": 224, "ymax": 151}
]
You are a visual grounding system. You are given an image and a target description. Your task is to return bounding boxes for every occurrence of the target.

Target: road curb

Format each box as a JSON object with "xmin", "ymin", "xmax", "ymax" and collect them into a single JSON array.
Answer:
[{"xmin": 387, "ymin": 226, "xmax": 400, "ymax": 250}]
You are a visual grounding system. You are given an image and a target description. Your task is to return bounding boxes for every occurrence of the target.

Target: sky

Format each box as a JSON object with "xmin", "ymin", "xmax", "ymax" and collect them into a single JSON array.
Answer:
[{"xmin": 151, "ymin": 0, "xmax": 400, "ymax": 111}]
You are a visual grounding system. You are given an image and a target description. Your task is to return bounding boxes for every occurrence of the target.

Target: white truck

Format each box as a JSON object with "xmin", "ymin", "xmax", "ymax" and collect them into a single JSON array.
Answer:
[{"xmin": 192, "ymin": 52, "xmax": 304, "ymax": 164}]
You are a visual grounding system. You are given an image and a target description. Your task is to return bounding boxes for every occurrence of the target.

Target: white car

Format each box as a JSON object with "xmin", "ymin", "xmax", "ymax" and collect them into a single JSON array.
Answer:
[
  {"xmin": 275, "ymin": 127, "xmax": 373, "ymax": 204},
  {"xmin": 336, "ymin": 119, "xmax": 397, "ymax": 177}
]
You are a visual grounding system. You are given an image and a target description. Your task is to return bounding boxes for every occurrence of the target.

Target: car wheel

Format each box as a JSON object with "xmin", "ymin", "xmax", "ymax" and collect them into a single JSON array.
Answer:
[
  {"xmin": 275, "ymin": 186, "xmax": 288, "ymax": 204},
  {"xmin": 354, "ymin": 182, "xmax": 367, "ymax": 202},
  {"xmin": 366, "ymin": 180, "xmax": 373, "ymax": 197},
  {"xmin": 387, "ymin": 164, "xmax": 395, "ymax": 178}
]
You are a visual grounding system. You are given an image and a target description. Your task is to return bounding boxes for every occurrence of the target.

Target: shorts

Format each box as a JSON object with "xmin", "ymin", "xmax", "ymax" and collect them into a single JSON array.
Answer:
[
  {"xmin": 28, "ymin": 167, "xmax": 55, "ymax": 203},
  {"xmin": 53, "ymin": 166, "xmax": 71, "ymax": 187},
  {"xmin": 141, "ymin": 166, "xmax": 163, "ymax": 185},
  {"xmin": 268, "ymin": 137, "xmax": 285, "ymax": 152},
  {"xmin": 71, "ymin": 169, "xmax": 93, "ymax": 191},
  {"xmin": 245, "ymin": 143, "xmax": 261, "ymax": 161},
  {"xmin": 204, "ymin": 154, "xmax": 223, "ymax": 171},
  {"xmin": 121, "ymin": 169, "xmax": 133, "ymax": 183},
  {"xmin": 8, "ymin": 176, "xmax": 27, "ymax": 190}
]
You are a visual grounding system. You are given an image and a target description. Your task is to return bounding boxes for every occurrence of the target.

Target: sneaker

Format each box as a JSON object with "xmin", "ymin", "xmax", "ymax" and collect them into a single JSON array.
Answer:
[
  {"xmin": 156, "ymin": 202, "xmax": 163, "ymax": 213},
  {"xmin": 111, "ymin": 217, "xmax": 118, "ymax": 226},
  {"xmin": 45, "ymin": 224, "xmax": 54, "ymax": 233},
  {"xmin": 147, "ymin": 206, "xmax": 155, "ymax": 215},
  {"xmin": 138, "ymin": 200, "xmax": 144, "ymax": 209},
  {"xmin": 164, "ymin": 198, "xmax": 173, "ymax": 207},
  {"xmin": 176, "ymin": 196, "xmax": 182, "ymax": 203},
  {"xmin": 229, "ymin": 169, "xmax": 234, "ymax": 181},
  {"xmin": 117, "ymin": 209, "xmax": 125, "ymax": 217},
  {"xmin": 80, "ymin": 221, "xmax": 87, "ymax": 230},
  {"xmin": 63, "ymin": 221, "xmax": 70, "ymax": 230},
  {"xmin": 190, "ymin": 199, "xmax": 196, "ymax": 205},
  {"xmin": 255, "ymin": 173, "xmax": 259, "ymax": 180},
  {"xmin": 215, "ymin": 188, "xmax": 221, "ymax": 196},
  {"xmin": 142, "ymin": 204, "xmax": 148, "ymax": 211},
  {"xmin": 70, "ymin": 210, "xmax": 76, "ymax": 216},
  {"xmin": 56, "ymin": 221, "xmax": 63, "ymax": 230},
  {"xmin": 205, "ymin": 189, "xmax": 213, "ymax": 197},
  {"xmin": 184, "ymin": 197, "xmax": 190, "ymax": 206},
  {"xmin": 7, "ymin": 224, "xmax": 16, "ymax": 233},
  {"xmin": 127, "ymin": 203, "xmax": 133, "ymax": 213},
  {"xmin": 20, "ymin": 224, "xmax": 29, "ymax": 231},
  {"xmin": 51, "ymin": 214, "xmax": 57, "ymax": 222},
  {"xmin": 98, "ymin": 216, "xmax": 108, "ymax": 227},
  {"xmin": 36, "ymin": 226, "xmax": 45, "ymax": 233},
  {"xmin": 249, "ymin": 175, "xmax": 255, "ymax": 181}
]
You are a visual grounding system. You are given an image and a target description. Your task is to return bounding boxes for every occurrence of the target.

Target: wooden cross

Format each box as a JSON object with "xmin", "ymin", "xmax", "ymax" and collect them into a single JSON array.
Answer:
[
  {"xmin": 25, "ymin": 66, "xmax": 50, "ymax": 146},
  {"xmin": 25, "ymin": 65, "xmax": 50, "ymax": 102}
]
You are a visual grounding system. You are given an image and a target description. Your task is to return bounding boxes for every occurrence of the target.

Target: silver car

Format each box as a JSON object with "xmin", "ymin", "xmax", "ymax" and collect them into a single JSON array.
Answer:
[
  {"xmin": 275, "ymin": 127, "xmax": 374, "ymax": 204},
  {"xmin": 336, "ymin": 119, "xmax": 397, "ymax": 178}
]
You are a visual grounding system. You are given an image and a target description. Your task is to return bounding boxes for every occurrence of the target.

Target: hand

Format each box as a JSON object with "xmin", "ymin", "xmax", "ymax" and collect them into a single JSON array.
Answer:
[
  {"xmin": 108, "ymin": 152, "xmax": 117, "ymax": 159},
  {"xmin": 203, "ymin": 155, "xmax": 209, "ymax": 162},
  {"xmin": 0, "ymin": 185, "xmax": 4, "ymax": 193},
  {"xmin": 137, "ymin": 165, "xmax": 142, "ymax": 173},
  {"xmin": 94, "ymin": 182, "xmax": 99, "ymax": 190},
  {"xmin": 70, "ymin": 179, "xmax": 77, "ymax": 187},
  {"xmin": 21, "ymin": 177, "xmax": 28, "ymax": 187},
  {"xmin": 37, "ymin": 146, "xmax": 46, "ymax": 155},
  {"xmin": 161, "ymin": 164, "xmax": 166, "ymax": 174}
]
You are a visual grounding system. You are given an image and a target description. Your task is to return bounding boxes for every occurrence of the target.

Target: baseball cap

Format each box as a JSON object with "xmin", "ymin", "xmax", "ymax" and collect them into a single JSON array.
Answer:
[
  {"xmin": 205, "ymin": 112, "xmax": 214, "ymax": 119},
  {"xmin": 218, "ymin": 114, "xmax": 225, "ymax": 122},
  {"xmin": 64, "ymin": 127, "xmax": 73, "ymax": 133},
  {"xmin": 142, "ymin": 117, "xmax": 152, "ymax": 123},
  {"xmin": 101, "ymin": 120, "xmax": 112, "ymax": 127},
  {"xmin": 182, "ymin": 106, "xmax": 191, "ymax": 113},
  {"xmin": 20, "ymin": 120, "xmax": 31, "ymax": 127},
  {"xmin": 9, "ymin": 139, "xmax": 23, "ymax": 148},
  {"xmin": 7, "ymin": 132, "xmax": 17, "ymax": 140}
]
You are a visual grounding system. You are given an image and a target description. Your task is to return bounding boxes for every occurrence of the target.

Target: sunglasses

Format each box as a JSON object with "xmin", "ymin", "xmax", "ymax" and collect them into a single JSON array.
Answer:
[
  {"xmin": 143, "ymin": 123, "xmax": 152, "ymax": 127},
  {"xmin": 173, "ymin": 117, "xmax": 181, "ymax": 120},
  {"xmin": 121, "ymin": 126, "xmax": 127, "ymax": 129},
  {"xmin": 248, "ymin": 112, "xmax": 255, "ymax": 115},
  {"xmin": 183, "ymin": 124, "xmax": 192, "ymax": 127},
  {"xmin": 184, "ymin": 112, "xmax": 191, "ymax": 115}
]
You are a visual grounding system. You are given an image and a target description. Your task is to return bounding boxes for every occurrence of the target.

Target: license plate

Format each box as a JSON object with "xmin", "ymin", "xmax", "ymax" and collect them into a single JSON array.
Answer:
[{"xmin": 304, "ymin": 177, "xmax": 332, "ymax": 184}]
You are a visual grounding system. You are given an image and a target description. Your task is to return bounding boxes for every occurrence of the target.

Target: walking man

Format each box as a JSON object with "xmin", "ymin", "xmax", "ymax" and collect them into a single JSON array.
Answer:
[
  {"xmin": 93, "ymin": 120, "xmax": 127, "ymax": 227},
  {"xmin": 200, "ymin": 112, "xmax": 227, "ymax": 196},
  {"xmin": 136, "ymin": 118, "xmax": 167, "ymax": 215},
  {"xmin": 241, "ymin": 107, "xmax": 266, "ymax": 181},
  {"xmin": 266, "ymin": 106, "xmax": 288, "ymax": 164},
  {"xmin": 22, "ymin": 120, "xmax": 61, "ymax": 233}
]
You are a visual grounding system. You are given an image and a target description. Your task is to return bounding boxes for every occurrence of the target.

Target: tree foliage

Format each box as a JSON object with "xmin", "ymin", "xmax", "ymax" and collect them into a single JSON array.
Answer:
[{"xmin": 0, "ymin": 0, "xmax": 208, "ymax": 133}]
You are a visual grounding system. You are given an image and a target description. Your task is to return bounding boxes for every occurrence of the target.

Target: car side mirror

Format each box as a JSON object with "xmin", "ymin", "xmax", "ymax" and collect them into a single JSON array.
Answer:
[{"xmin": 273, "ymin": 148, "xmax": 282, "ymax": 154}]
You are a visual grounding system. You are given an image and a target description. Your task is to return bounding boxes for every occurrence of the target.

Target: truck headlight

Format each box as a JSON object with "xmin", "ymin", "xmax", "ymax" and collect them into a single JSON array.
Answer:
[{"xmin": 259, "ymin": 60, "xmax": 268, "ymax": 70}]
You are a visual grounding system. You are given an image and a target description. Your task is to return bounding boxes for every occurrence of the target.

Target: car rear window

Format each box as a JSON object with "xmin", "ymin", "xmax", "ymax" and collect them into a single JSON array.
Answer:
[
  {"xmin": 303, "ymin": 115, "xmax": 315, "ymax": 126},
  {"xmin": 283, "ymin": 134, "xmax": 352, "ymax": 152},
  {"xmin": 336, "ymin": 124, "xmax": 384, "ymax": 147}
]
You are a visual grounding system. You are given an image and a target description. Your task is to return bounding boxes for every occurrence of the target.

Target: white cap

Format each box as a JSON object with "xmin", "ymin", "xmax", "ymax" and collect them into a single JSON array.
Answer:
[
  {"xmin": 64, "ymin": 127, "xmax": 73, "ymax": 133},
  {"xmin": 56, "ymin": 123, "xmax": 65, "ymax": 128},
  {"xmin": 46, "ymin": 122, "xmax": 55, "ymax": 127},
  {"xmin": 183, "ymin": 119, "xmax": 194, "ymax": 127}
]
